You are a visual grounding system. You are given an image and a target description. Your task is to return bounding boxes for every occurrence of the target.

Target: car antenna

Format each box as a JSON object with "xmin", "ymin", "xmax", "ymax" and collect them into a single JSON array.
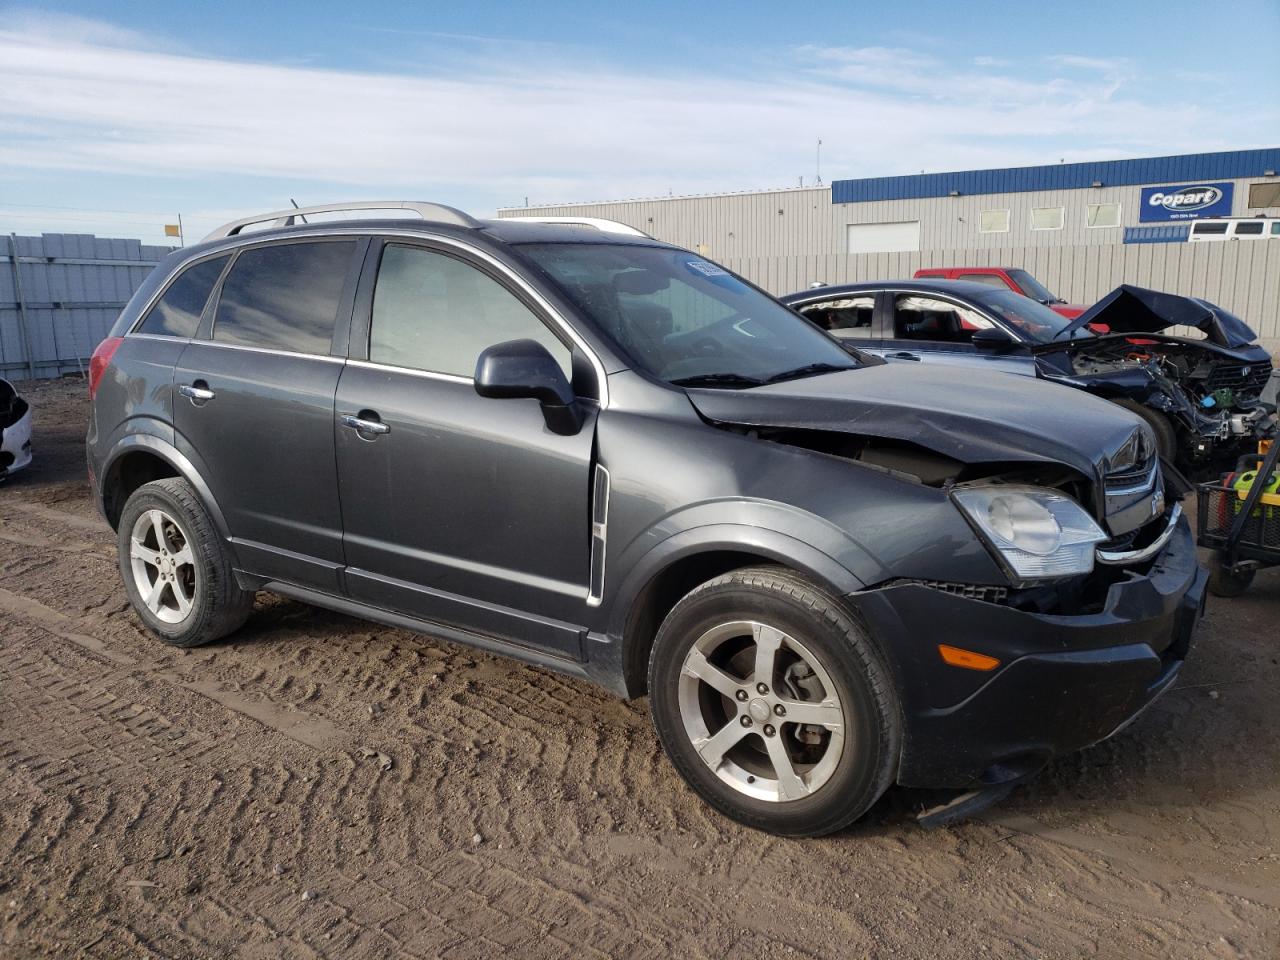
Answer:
[{"xmin": 289, "ymin": 198, "xmax": 309, "ymax": 224}]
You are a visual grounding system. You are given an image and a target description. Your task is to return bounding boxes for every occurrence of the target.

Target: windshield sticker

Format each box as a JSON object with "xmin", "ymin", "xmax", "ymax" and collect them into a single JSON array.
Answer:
[{"xmin": 685, "ymin": 260, "xmax": 729, "ymax": 278}]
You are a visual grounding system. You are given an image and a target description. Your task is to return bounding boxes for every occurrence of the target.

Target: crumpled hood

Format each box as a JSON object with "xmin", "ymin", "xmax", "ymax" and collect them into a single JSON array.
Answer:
[
  {"xmin": 688, "ymin": 363, "xmax": 1145, "ymax": 483},
  {"xmin": 1061, "ymin": 285, "xmax": 1259, "ymax": 348}
]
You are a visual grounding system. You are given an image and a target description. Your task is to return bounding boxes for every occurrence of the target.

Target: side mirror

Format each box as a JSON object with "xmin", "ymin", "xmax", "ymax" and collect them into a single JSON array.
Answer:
[
  {"xmin": 971, "ymin": 326, "xmax": 1016, "ymax": 351},
  {"xmin": 474, "ymin": 339, "xmax": 583, "ymax": 436}
]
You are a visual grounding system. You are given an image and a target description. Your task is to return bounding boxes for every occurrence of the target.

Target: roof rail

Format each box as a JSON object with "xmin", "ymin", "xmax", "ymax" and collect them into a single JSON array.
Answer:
[
  {"xmin": 202, "ymin": 201, "xmax": 481, "ymax": 242},
  {"xmin": 502, "ymin": 216, "xmax": 652, "ymax": 239}
]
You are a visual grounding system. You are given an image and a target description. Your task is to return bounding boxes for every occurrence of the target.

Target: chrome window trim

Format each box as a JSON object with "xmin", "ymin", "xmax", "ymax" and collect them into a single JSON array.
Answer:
[
  {"xmin": 180, "ymin": 339, "xmax": 347, "ymax": 363},
  {"xmin": 345, "ymin": 358, "xmax": 471, "ymax": 385},
  {"xmin": 125, "ymin": 332, "xmax": 195, "ymax": 344},
  {"xmin": 791, "ymin": 287, "xmax": 1027, "ymax": 344},
  {"xmin": 1096, "ymin": 503, "xmax": 1182, "ymax": 565}
]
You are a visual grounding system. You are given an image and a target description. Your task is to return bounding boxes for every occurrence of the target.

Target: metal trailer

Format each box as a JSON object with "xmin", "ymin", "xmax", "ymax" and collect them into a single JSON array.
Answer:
[{"xmin": 1197, "ymin": 438, "xmax": 1280, "ymax": 596}]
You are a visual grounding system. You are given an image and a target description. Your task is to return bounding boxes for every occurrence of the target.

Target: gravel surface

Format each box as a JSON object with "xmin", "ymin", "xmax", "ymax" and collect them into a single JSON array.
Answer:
[{"xmin": 1, "ymin": 377, "xmax": 1277, "ymax": 959}]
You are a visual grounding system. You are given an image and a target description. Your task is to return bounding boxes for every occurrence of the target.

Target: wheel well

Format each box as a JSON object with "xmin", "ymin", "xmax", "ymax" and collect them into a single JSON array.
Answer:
[
  {"xmin": 102, "ymin": 451, "xmax": 179, "ymax": 529},
  {"xmin": 622, "ymin": 550, "xmax": 780, "ymax": 698}
]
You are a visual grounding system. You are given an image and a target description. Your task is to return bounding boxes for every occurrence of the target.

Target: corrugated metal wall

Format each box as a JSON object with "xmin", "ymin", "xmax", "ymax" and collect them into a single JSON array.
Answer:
[
  {"xmin": 1, "ymin": 233, "xmax": 171, "ymax": 380},
  {"xmin": 501, "ymin": 177, "xmax": 1280, "ymax": 253}
]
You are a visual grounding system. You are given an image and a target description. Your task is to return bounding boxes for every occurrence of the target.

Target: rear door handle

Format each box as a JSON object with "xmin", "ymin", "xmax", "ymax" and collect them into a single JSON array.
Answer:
[
  {"xmin": 178, "ymin": 383, "xmax": 216, "ymax": 402},
  {"xmin": 340, "ymin": 414, "xmax": 390, "ymax": 436}
]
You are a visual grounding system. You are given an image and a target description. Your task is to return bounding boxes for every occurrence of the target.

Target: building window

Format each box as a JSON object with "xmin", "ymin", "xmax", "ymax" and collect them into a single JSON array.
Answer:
[
  {"xmin": 1030, "ymin": 206, "xmax": 1065, "ymax": 231},
  {"xmin": 979, "ymin": 209, "xmax": 1009, "ymax": 234},
  {"xmin": 1086, "ymin": 202, "xmax": 1121, "ymax": 228},
  {"xmin": 1247, "ymin": 181, "xmax": 1280, "ymax": 208}
]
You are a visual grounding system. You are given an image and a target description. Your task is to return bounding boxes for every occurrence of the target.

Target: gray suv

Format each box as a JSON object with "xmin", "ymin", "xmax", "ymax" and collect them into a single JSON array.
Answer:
[{"xmin": 88, "ymin": 201, "xmax": 1205, "ymax": 836}]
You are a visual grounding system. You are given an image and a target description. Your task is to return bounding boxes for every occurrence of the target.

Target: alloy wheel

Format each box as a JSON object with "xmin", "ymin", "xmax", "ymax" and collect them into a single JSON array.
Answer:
[
  {"xmin": 677, "ymin": 620, "xmax": 846, "ymax": 802},
  {"xmin": 129, "ymin": 508, "xmax": 197, "ymax": 624}
]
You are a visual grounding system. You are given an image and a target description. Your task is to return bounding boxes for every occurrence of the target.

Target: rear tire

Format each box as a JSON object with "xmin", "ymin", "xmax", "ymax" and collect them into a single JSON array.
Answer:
[
  {"xmin": 1112, "ymin": 399, "xmax": 1177, "ymax": 463},
  {"xmin": 116, "ymin": 478, "xmax": 254, "ymax": 647},
  {"xmin": 648, "ymin": 566, "xmax": 900, "ymax": 837}
]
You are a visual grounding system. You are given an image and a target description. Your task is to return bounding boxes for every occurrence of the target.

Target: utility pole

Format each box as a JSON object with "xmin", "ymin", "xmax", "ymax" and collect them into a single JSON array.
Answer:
[{"xmin": 816, "ymin": 139, "xmax": 823, "ymax": 186}]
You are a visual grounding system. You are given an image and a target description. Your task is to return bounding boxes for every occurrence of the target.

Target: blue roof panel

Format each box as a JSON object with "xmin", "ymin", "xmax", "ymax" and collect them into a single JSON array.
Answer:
[{"xmin": 831, "ymin": 149, "xmax": 1280, "ymax": 204}]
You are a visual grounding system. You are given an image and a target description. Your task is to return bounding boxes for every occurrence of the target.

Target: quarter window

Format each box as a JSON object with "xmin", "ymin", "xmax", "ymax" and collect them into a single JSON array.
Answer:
[
  {"xmin": 979, "ymin": 209, "xmax": 1010, "ymax": 233},
  {"xmin": 1086, "ymin": 202, "xmax": 1121, "ymax": 228},
  {"xmin": 137, "ymin": 255, "xmax": 229, "ymax": 338},
  {"xmin": 1030, "ymin": 206, "xmax": 1065, "ymax": 231},
  {"xmin": 369, "ymin": 244, "xmax": 570, "ymax": 378},
  {"xmin": 213, "ymin": 241, "xmax": 356, "ymax": 354}
]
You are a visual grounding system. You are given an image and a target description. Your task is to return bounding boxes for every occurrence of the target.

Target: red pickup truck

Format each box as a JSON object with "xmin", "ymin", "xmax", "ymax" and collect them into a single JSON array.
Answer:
[{"xmin": 913, "ymin": 267, "xmax": 1087, "ymax": 319}]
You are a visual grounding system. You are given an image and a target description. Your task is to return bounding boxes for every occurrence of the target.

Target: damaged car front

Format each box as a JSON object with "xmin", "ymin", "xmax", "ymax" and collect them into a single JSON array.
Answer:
[
  {"xmin": 679, "ymin": 363, "xmax": 1203, "ymax": 794},
  {"xmin": 516, "ymin": 239, "xmax": 1206, "ymax": 806},
  {"xmin": 1034, "ymin": 285, "xmax": 1275, "ymax": 473},
  {"xmin": 0, "ymin": 377, "xmax": 32, "ymax": 480}
]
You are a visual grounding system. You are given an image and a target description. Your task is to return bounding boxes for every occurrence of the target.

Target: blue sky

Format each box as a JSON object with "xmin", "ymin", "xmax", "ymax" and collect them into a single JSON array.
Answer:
[{"xmin": 2, "ymin": 0, "xmax": 1277, "ymax": 245}]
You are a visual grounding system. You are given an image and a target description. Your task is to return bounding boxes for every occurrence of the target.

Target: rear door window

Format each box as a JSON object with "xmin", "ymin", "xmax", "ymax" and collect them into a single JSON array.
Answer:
[
  {"xmin": 369, "ymin": 243, "xmax": 570, "ymax": 378},
  {"xmin": 137, "ymin": 255, "xmax": 229, "ymax": 338},
  {"xmin": 213, "ymin": 241, "xmax": 357, "ymax": 354},
  {"xmin": 797, "ymin": 296, "xmax": 876, "ymax": 338}
]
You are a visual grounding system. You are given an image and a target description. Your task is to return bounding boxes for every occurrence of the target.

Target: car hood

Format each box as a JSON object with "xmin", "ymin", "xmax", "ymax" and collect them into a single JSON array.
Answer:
[
  {"xmin": 1059, "ymin": 284, "xmax": 1260, "ymax": 348},
  {"xmin": 687, "ymin": 363, "xmax": 1144, "ymax": 484}
]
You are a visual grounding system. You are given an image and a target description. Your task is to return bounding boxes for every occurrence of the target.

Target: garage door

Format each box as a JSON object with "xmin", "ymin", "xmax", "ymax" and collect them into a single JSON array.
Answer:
[{"xmin": 846, "ymin": 221, "xmax": 920, "ymax": 254}]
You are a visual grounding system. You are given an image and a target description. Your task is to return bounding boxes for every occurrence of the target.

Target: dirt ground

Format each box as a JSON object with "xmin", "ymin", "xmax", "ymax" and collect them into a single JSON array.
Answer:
[{"xmin": 1, "ymin": 376, "xmax": 1277, "ymax": 960}]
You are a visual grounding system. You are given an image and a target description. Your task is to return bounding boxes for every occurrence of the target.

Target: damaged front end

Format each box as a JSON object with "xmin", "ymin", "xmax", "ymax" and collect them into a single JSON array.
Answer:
[
  {"xmin": 1035, "ymin": 286, "xmax": 1276, "ymax": 469},
  {"xmin": 0, "ymin": 378, "xmax": 33, "ymax": 479},
  {"xmin": 686, "ymin": 363, "xmax": 1203, "ymax": 793}
]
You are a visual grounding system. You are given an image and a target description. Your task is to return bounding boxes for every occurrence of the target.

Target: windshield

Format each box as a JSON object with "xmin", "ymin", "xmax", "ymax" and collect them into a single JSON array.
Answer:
[
  {"xmin": 976, "ymin": 288, "xmax": 1088, "ymax": 342},
  {"xmin": 518, "ymin": 243, "xmax": 857, "ymax": 386},
  {"xmin": 1007, "ymin": 269, "xmax": 1060, "ymax": 304}
]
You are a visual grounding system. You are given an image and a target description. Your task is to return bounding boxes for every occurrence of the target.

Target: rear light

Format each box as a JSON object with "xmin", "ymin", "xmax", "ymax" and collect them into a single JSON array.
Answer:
[{"xmin": 88, "ymin": 336, "xmax": 123, "ymax": 399}]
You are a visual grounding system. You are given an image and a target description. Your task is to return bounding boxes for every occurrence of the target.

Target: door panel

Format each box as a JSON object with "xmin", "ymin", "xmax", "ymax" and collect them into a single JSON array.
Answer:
[
  {"xmin": 335, "ymin": 364, "xmax": 596, "ymax": 657},
  {"xmin": 173, "ymin": 343, "xmax": 346, "ymax": 589}
]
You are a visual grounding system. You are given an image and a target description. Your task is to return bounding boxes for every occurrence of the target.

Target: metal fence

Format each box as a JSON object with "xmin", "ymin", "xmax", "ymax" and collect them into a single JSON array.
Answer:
[{"xmin": 1, "ymin": 233, "xmax": 173, "ymax": 381}]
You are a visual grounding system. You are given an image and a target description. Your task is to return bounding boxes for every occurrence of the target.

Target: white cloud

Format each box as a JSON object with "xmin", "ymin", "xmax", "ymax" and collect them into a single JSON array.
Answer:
[{"xmin": 0, "ymin": 18, "xmax": 1273, "ymax": 224}]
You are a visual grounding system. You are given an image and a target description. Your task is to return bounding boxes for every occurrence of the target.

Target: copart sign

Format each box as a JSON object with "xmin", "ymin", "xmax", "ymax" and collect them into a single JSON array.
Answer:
[{"xmin": 1140, "ymin": 182, "xmax": 1233, "ymax": 221}]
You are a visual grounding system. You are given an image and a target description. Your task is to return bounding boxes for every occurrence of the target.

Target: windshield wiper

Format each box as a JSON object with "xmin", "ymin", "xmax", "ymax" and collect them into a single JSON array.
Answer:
[
  {"xmin": 670, "ymin": 372, "xmax": 765, "ymax": 389},
  {"xmin": 764, "ymin": 362, "xmax": 853, "ymax": 384}
]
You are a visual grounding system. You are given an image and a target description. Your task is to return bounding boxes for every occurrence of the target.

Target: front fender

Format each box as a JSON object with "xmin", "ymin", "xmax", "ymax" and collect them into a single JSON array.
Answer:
[{"xmin": 604, "ymin": 511, "xmax": 875, "ymax": 645}]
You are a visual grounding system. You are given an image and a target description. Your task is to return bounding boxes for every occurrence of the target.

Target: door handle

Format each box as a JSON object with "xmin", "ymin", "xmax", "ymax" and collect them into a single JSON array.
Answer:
[
  {"xmin": 340, "ymin": 414, "xmax": 390, "ymax": 436},
  {"xmin": 178, "ymin": 383, "xmax": 216, "ymax": 402},
  {"xmin": 887, "ymin": 351, "xmax": 921, "ymax": 361}
]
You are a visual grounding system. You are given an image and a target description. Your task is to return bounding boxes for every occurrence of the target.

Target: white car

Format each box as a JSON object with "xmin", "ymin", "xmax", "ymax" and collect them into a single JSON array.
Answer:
[{"xmin": 0, "ymin": 377, "xmax": 32, "ymax": 479}]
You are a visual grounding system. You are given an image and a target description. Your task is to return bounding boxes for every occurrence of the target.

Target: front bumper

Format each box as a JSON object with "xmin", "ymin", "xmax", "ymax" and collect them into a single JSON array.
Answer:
[
  {"xmin": 0, "ymin": 407, "xmax": 33, "ymax": 478},
  {"xmin": 852, "ymin": 515, "xmax": 1206, "ymax": 788}
]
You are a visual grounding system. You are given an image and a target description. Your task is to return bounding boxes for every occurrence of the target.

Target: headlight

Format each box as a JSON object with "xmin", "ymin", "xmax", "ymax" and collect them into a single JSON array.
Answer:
[
  {"xmin": 952, "ymin": 485, "xmax": 1107, "ymax": 582},
  {"xmin": 1108, "ymin": 427, "xmax": 1154, "ymax": 474}
]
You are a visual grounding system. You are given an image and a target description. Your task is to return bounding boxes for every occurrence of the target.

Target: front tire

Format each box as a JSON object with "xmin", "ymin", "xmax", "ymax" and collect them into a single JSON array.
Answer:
[
  {"xmin": 648, "ymin": 566, "xmax": 900, "ymax": 837},
  {"xmin": 116, "ymin": 478, "xmax": 254, "ymax": 647},
  {"xmin": 1112, "ymin": 399, "xmax": 1177, "ymax": 462}
]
